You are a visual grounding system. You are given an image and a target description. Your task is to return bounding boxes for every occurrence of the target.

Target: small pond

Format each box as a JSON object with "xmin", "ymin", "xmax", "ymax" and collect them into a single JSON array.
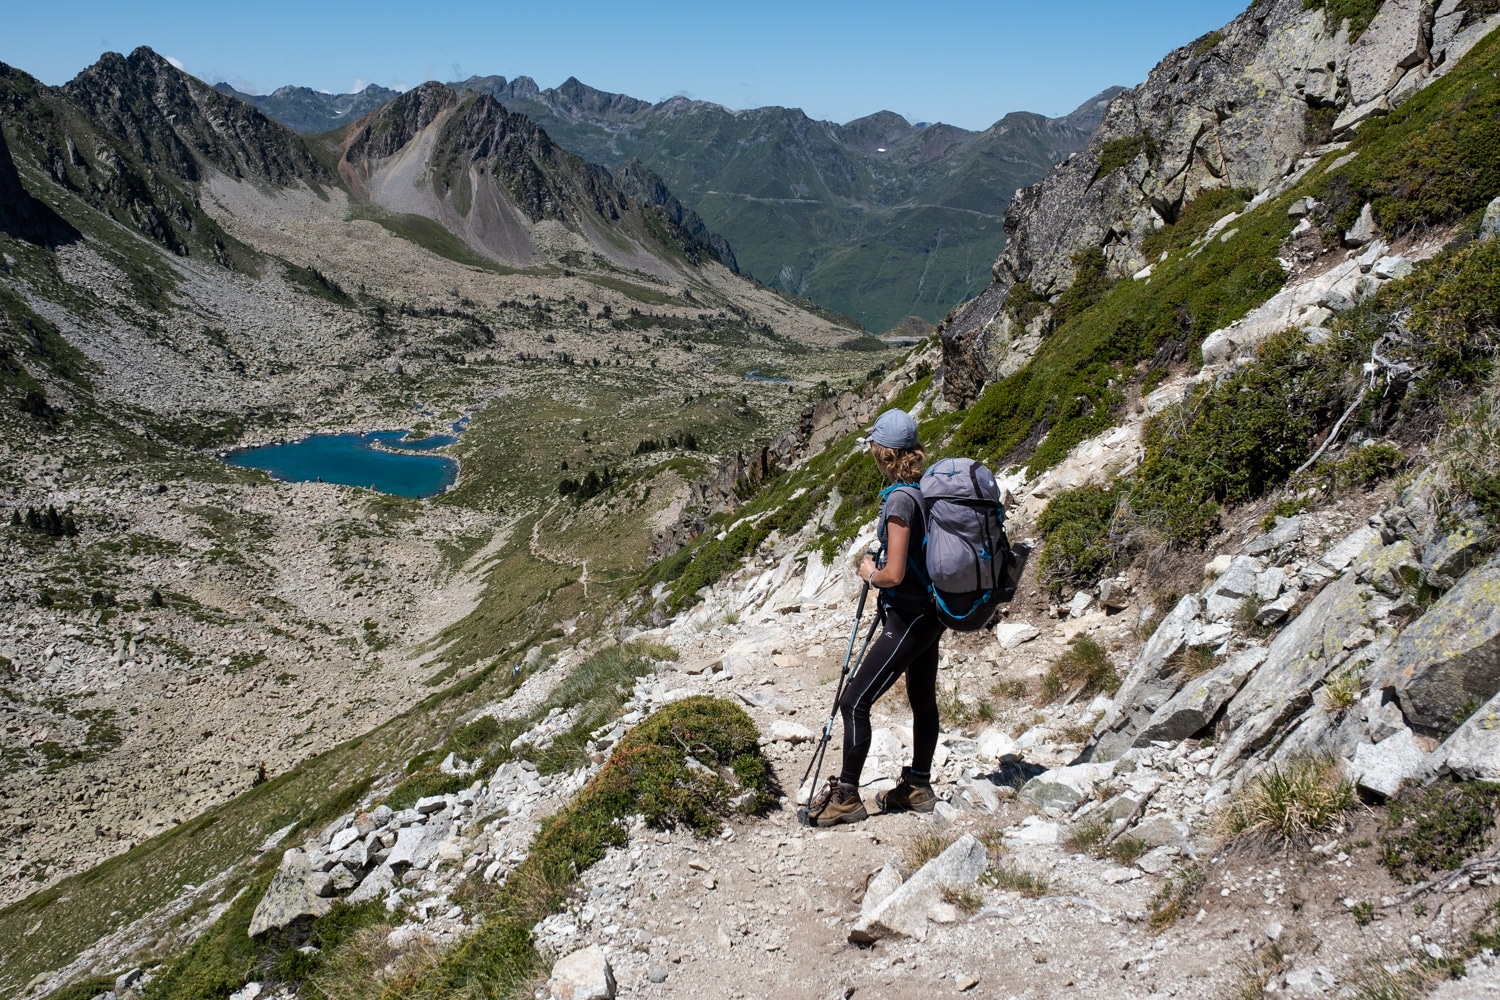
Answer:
[
  {"xmin": 744, "ymin": 369, "xmax": 791, "ymax": 383},
  {"xmin": 226, "ymin": 431, "xmax": 459, "ymax": 498}
]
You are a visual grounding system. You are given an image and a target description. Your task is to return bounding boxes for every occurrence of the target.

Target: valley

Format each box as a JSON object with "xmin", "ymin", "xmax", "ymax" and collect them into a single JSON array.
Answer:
[{"xmin": 6, "ymin": 2, "xmax": 1500, "ymax": 999}]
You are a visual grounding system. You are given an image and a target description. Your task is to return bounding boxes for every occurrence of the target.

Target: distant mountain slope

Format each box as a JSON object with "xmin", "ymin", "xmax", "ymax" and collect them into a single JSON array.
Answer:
[
  {"xmin": 213, "ymin": 80, "xmax": 401, "ymax": 133},
  {"xmin": 456, "ymin": 77, "xmax": 1122, "ymax": 330},
  {"xmin": 335, "ymin": 82, "xmax": 736, "ymax": 273},
  {"xmin": 232, "ymin": 73, "xmax": 1122, "ymax": 329}
]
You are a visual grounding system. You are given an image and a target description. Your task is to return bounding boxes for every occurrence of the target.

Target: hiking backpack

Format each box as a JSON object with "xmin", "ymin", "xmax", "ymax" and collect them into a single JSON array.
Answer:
[{"xmin": 905, "ymin": 457, "xmax": 1029, "ymax": 631}]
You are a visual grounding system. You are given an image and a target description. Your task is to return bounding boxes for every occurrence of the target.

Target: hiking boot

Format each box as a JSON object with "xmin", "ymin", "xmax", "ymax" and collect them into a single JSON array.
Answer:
[
  {"xmin": 876, "ymin": 768, "xmax": 937, "ymax": 813},
  {"xmin": 807, "ymin": 776, "xmax": 868, "ymax": 827}
]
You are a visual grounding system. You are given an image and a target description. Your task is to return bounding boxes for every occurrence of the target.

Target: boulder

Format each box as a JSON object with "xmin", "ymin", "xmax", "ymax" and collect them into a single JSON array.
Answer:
[
  {"xmin": 1131, "ymin": 814, "xmax": 1189, "ymax": 848},
  {"xmin": 386, "ymin": 821, "xmax": 449, "ymax": 870},
  {"xmin": 1350, "ymin": 729, "xmax": 1425, "ymax": 798},
  {"xmin": 767, "ymin": 720, "xmax": 814, "ymax": 744},
  {"xmin": 1099, "ymin": 578, "xmax": 1130, "ymax": 610},
  {"xmin": 994, "ymin": 622, "xmax": 1040, "ymax": 649},
  {"xmin": 1354, "ymin": 539, "xmax": 1422, "ymax": 595},
  {"xmin": 1256, "ymin": 590, "xmax": 1301, "ymax": 626},
  {"xmin": 1375, "ymin": 554, "xmax": 1500, "ymax": 733},
  {"xmin": 1020, "ymin": 761, "xmax": 1117, "ymax": 808},
  {"xmin": 1373, "ymin": 256, "xmax": 1413, "ymax": 280},
  {"xmin": 1321, "ymin": 525, "xmax": 1383, "ymax": 572},
  {"xmin": 1344, "ymin": 203, "xmax": 1380, "ymax": 247},
  {"xmin": 1481, "ymin": 197, "xmax": 1500, "ymax": 242},
  {"xmin": 1215, "ymin": 572, "xmax": 1373, "ymax": 773},
  {"xmin": 861, "ymin": 857, "xmax": 905, "ymax": 920},
  {"xmin": 1135, "ymin": 647, "xmax": 1266, "ymax": 744},
  {"xmin": 1245, "ymin": 515, "xmax": 1302, "ymax": 557},
  {"xmin": 1345, "ymin": 0, "xmax": 1427, "ymax": 107},
  {"xmin": 1092, "ymin": 595, "xmax": 1202, "ymax": 759},
  {"xmin": 1423, "ymin": 523, "xmax": 1488, "ymax": 589},
  {"xmin": 248, "ymin": 850, "xmax": 333, "ymax": 938},
  {"xmin": 549, "ymin": 944, "xmax": 616, "ymax": 1000},
  {"xmin": 850, "ymin": 834, "xmax": 988, "ymax": 942},
  {"xmin": 975, "ymin": 727, "xmax": 1020, "ymax": 763},
  {"xmin": 1255, "ymin": 567, "xmax": 1288, "ymax": 603},
  {"xmin": 1429, "ymin": 690, "xmax": 1500, "ymax": 781},
  {"xmin": 347, "ymin": 863, "xmax": 396, "ymax": 905}
]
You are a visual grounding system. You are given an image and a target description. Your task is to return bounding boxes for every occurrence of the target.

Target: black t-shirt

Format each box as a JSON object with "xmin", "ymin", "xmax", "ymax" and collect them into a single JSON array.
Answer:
[{"xmin": 877, "ymin": 485, "xmax": 930, "ymax": 612}]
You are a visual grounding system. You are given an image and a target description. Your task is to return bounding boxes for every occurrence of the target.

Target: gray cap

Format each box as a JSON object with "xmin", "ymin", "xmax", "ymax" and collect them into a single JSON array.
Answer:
[{"xmin": 865, "ymin": 408, "xmax": 919, "ymax": 449}]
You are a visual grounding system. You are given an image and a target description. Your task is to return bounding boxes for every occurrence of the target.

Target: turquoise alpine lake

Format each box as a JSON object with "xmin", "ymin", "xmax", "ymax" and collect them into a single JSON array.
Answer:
[{"xmin": 226, "ymin": 431, "xmax": 458, "ymax": 498}]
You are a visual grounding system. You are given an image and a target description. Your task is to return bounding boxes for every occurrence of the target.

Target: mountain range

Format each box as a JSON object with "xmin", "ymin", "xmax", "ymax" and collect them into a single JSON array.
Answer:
[{"xmin": 216, "ymin": 76, "xmax": 1123, "ymax": 330}]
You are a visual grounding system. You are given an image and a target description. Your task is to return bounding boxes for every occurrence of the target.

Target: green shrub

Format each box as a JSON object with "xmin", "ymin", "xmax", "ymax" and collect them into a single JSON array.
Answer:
[
  {"xmin": 1302, "ymin": 0, "xmax": 1384, "ymax": 42},
  {"xmin": 1318, "ymin": 28, "xmax": 1500, "ymax": 235},
  {"xmin": 953, "ymin": 181, "xmax": 1290, "ymax": 476},
  {"xmin": 1036, "ymin": 484, "xmax": 1127, "ymax": 597},
  {"xmin": 1141, "ymin": 187, "xmax": 1255, "ymax": 261},
  {"xmin": 1381, "ymin": 781, "xmax": 1500, "ymax": 883},
  {"xmin": 1130, "ymin": 331, "xmax": 1352, "ymax": 543},
  {"xmin": 407, "ymin": 696, "xmax": 769, "ymax": 999},
  {"xmin": 1147, "ymin": 864, "xmax": 1205, "ymax": 933},
  {"xmin": 1094, "ymin": 133, "xmax": 1157, "ymax": 182},
  {"xmin": 144, "ymin": 882, "xmax": 385, "ymax": 1000}
]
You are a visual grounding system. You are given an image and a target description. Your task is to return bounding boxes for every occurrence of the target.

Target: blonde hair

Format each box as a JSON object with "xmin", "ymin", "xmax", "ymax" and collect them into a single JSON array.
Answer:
[{"xmin": 870, "ymin": 442, "xmax": 926, "ymax": 484}]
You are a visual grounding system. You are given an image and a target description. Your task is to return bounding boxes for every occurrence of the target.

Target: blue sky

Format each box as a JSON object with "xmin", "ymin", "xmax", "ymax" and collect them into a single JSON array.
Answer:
[{"xmin": 3, "ymin": 0, "xmax": 1249, "ymax": 130}]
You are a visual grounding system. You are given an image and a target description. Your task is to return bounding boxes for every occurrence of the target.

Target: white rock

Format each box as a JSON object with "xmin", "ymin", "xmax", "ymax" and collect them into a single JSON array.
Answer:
[
  {"xmin": 851, "ymin": 834, "xmax": 989, "ymax": 941},
  {"xmin": 1068, "ymin": 591, "xmax": 1095, "ymax": 618},
  {"xmin": 1373, "ymin": 255, "xmax": 1413, "ymax": 281},
  {"xmin": 1321, "ymin": 526, "xmax": 1383, "ymax": 572},
  {"xmin": 1481, "ymin": 197, "xmax": 1500, "ymax": 243},
  {"xmin": 549, "ymin": 944, "xmax": 616, "ymax": 1000},
  {"xmin": 1351, "ymin": 729, "xmax": 1425, "ymax": 798},
  {"xmin": 975, "ymin": 728, "xmax": 1020, "ymax": 763},
  {"xmin": 994, "ymin": 622, "xmax": 1040, "ymax": 649},
  {"xmin": 768, "ymin": 720, "xmax": 815, "ymax": 745}
]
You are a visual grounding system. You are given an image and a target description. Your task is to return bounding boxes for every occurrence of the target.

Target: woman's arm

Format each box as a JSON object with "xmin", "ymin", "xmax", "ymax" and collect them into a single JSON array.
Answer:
[{"xmin": 859, "ymin": 517, "xmax": 909, "ymax": 588}]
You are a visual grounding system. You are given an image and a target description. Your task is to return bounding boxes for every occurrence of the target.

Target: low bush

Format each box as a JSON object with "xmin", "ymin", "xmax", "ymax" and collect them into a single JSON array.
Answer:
[
  {"xmin": 1094, "ymin": 133, "xmax": 1158, "ymax": 182},
  {"xmin": 1219, "ymin": 753, "xmax": 1355, "ymax": 846},
  {"xmin": 1381, "ymin": 781, "xmax": 1500, "ymax": 883},
  {"xmin": 1130, "ymin": 331, "xmax": 1353, "ymax": 544},
  {"xmin": 1036, "ymin": 484, "xmax": 1128, "ymax": 597},
  {"xmin": 1318, "ymin": 28, "xmax": 1500, "ymax": 236},
  {"xmin": 1302, "ymin": 0, "xmax": 1383, "ymax": 41}
]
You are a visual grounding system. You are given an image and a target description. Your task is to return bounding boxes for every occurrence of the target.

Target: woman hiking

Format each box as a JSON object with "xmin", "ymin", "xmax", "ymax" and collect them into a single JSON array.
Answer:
[{"xmin": 808, "ymin": 408, "xmax": 945, "ymax": 826}]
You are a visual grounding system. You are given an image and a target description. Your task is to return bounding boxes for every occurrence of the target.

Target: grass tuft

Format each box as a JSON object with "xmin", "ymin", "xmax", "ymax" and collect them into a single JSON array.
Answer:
[
  {"xmin": 904, "ymin": 832, "xmax": 955, "ymax": 874},
  {"xmin": 1218, "ymin": 754, "xmax": 1355, "ymax": 846},
  {"xmin": 982, "ymin": 862, "xmax": 1050, "ymax": 897},
  {"xmin": 1041, "ymin": 637, "xmax": 1118, "ymax": 701},
  {"xmin": 1147, "ymin": 864, "xmax": 1205, "ymax": 933}
]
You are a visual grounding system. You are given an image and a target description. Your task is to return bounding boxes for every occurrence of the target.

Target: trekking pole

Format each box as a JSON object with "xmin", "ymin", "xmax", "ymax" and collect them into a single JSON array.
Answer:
[{"xmin": 797, "ymin": 549, "xmax": 882, "ymax": 825}]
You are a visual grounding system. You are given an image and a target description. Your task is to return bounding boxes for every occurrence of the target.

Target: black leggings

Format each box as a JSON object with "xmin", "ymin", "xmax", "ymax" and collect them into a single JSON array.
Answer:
[{"xmin": 837, "ymin": 602, "xmax": 944, "ymax": 787}]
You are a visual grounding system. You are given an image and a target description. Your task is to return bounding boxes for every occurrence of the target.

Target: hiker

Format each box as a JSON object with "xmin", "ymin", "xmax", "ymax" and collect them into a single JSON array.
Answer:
[{"xmin": 808, "ymin": 408, "xmax": 944, "ymax": 825}]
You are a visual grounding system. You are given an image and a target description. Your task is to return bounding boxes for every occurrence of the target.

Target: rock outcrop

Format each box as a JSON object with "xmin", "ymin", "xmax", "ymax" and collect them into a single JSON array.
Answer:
[{"xmin": 941, "ymin": 0, "xmax": 1500, "ymax": 404}]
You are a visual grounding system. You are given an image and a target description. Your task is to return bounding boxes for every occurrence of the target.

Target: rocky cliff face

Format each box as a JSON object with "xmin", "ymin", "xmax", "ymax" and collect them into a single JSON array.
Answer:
[
  {"xmin": 63, "ymin": 47, "xmax": 327, "ymax": 188},
  {"xmin": 611, "ymin": 159, "xmax": 738, "ymax": 272},
  {"xmin": 942, "ymin": 0, "xmax": 1500, "ymax": 404}
]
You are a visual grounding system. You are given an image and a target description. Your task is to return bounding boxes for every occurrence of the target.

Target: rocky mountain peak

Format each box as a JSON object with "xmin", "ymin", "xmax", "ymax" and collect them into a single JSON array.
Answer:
[
  {"xmin": 63, "ymin": 45, "xmax": 327, "ymax": 188},
  {"xmin": 342, "ymin": 80, "xmax": 459, "ymax": 164}
]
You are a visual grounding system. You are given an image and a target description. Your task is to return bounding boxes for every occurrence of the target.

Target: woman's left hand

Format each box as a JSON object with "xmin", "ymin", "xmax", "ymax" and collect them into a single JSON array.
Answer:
[{"xmin": 859, "ymin": 555, "xmax": 876, "ymax": 583}]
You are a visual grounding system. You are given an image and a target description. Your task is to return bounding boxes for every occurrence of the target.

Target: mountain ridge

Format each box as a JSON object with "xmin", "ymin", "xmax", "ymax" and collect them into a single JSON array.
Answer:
[{"xmin": 216, "ymin": 71, "xmax": 1124, "ymax": 328}]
